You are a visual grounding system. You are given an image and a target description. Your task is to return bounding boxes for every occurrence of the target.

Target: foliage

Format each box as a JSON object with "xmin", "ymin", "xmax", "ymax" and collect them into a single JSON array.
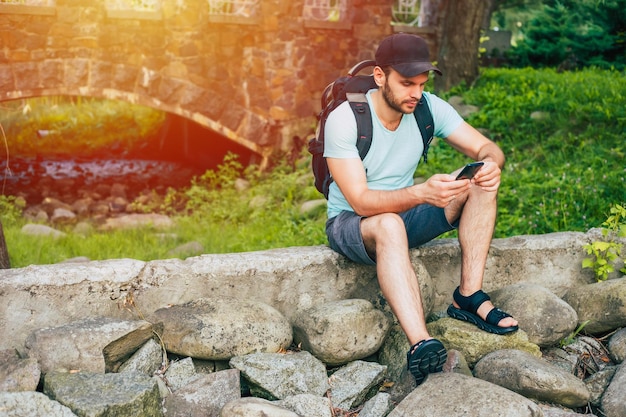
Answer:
[
  {"xmin": 560, "ymin": 320, "xmax": 590, "ymax": 347},
  {"xmin": 505, "ymin": 0, "xmax": 626, "ymax": 70},
  {"xmin": 582, "ymin": 204, "xmax": 626, "ymax": 281},
  {"xmin": 0, "ymin": 195, "xmax": 23, "ymax": 226},
  {"xmin": 0, "ymin": 97, "xmax": 165, "ymax": 158},
  {"xmin": 1, "ymin": 67, "xmax": 625, "ymax": 266},
  {"xmin": 424, "ymin": 67, "xmax": 625, "ymax": 238}
]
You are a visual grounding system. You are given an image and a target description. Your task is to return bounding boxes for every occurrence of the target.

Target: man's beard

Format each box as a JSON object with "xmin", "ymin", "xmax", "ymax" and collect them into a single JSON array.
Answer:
[{"xmin": 381, "ymin": 80, "xmax": 413, "ymax": 114}]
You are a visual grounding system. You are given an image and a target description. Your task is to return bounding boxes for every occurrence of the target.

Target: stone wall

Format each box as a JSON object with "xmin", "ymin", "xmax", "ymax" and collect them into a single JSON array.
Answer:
[
  {"xmin": 0, "ymin": 231, "xmax": 608, "ymax": 355},
  {"xmin": 0, "ymin": 0, "xmax": 418, "ymax": 166}
]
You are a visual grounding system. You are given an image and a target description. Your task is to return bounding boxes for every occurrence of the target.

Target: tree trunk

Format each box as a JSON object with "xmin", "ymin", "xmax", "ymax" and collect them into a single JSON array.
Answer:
[
  {"xmin": 0, "ymin": 220, "xmax": 10, "ymax": 269},
  {"xmin": 434, "ymin": 0, "xmax": 494, "ymax": 92},
  {"xmin": 418, "ymin": 0, "xmax": 446, "ymax": 27}
]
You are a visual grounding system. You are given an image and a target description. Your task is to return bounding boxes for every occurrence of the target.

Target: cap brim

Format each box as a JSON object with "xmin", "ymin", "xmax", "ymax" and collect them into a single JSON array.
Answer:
[{"xmin": 392, "ymin": 62, "xmax": 442, "ymax": 77}]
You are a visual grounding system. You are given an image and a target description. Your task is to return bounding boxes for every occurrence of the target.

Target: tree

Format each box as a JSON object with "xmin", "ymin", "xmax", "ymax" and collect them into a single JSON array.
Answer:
[
  {"xmin": 0, "ymin": 221, "xmax": 9, "ymax": 269},
  {"xmin": 418, "ymin": 0, "xmax": 547, "ymax": 90},
  {"xmin": 434, "ymin": 0, "xmax": 494, "ymax": 91},
  {"xmin": 412, "ymin": 0, "xmax": 513, "ymax": 90}
]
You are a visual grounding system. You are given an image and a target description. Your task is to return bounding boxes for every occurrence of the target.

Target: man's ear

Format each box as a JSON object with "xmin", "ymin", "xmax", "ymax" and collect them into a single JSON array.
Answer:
[{"xmin": 373, "ymin": 66, "xmax": 386, "ymax": 88}]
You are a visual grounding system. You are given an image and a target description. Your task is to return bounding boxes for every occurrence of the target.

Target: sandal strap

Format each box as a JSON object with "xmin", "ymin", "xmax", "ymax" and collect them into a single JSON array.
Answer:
[
  {"xmin": 408, "ymin": 339, "xmax": 425, "ymax": 356},
  {"xmin": 453, "ymin": 286, "xmax": 491, "ymax": 315},
  {"xmin": 486, "ymin": 308, "xmax": 512, "ymax": 326}
]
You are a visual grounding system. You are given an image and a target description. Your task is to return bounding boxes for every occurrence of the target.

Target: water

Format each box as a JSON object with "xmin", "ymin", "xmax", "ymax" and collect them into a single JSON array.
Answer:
[{"xmin": 0, "ymin": 157, "xmax": 204, "ymax": 204}]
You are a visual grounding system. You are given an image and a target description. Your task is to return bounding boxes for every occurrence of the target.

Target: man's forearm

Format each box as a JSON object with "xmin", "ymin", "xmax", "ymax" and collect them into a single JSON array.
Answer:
[{"xmin": 477, "ymin": 142, "xmax": 505, "ymax": 169}]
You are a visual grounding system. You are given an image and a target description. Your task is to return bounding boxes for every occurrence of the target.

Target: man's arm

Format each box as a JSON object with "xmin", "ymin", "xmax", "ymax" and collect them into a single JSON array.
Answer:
[
  {"xmin": 444, "ymin": 121, "xmax": 505, "ymax": 192},
  {"xmin": 327, "ymin": 157, "xmax": 470, "ymax": 217}
]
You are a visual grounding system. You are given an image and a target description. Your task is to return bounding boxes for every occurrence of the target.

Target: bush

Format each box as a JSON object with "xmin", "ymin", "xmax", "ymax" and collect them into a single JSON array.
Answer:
[{"xmin": 506, "ymin": 0, "xmax": 626, "ymax": 70}]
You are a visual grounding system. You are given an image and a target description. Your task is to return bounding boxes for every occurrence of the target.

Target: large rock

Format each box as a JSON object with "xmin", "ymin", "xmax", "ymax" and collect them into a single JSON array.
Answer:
[
  {"xmin": 474, "ymin": 349, "xmax": 590, "ymax": 408},
  {"xmin": 164, "ymin": 369, "xmax": 241, "ymax": 417},
  {"xmin": 491, "ymin": 283, "xmax": 579, "ymax": 347},
  {"xmin": 229, "ymin": 351, "xmax": 329, "ymax": 400},
  {"xmin": 292, "ymin": 299, "xmax": 391, "ymax": 365},
  {"xmin": 44, "ymin": 370, "xmax": 162, "ymax": 417},
  {"xmin": 274, "ymin": 394, "xmax": 333, "ymax": 417},
  {"xmin": 427, "ymin": 317, "xmax": 541, "ymax": 366},
  {"xmin": 563, "ymin": 277, "xmax": 626, "ymax": 334},
  {"xmin": 98, "ymin": 213, "xmax": 175, "ymax": 231},
  {"xmin": 601, "ymin": 362, "xmax": 626, "ymax": 417},
  {"xmin": 25, "ymin": 317, "xmax": 156, "ymax": 374},
  {"xmin": 150, "ymin": 297, "xmax": 292, "ymax": 360},
  {"xmin": 327, "ymin": 360, "xmax": 387, "ymax": 410},
  {"xmin": 219, "ymin": 397, "xmax": 299, "ymax": 417},
  {"xmin": 387, "ymin": 372, "xmax": 543, "ymax": 417},
  {"xmin": 0, "ymin": 391, "xmax": 78, "ymax": 417},
  {"xmin": 608, "ymin": 327, "xmax": 626, "ymax": 363},
  {"xmin": 0, "ymin": 349, "xmax": 40, "ymax": 392}
]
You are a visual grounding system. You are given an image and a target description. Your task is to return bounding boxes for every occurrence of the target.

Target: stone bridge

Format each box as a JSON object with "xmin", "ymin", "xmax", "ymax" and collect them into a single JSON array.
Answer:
[{"xmin": 0, "ymin": 0, "xmax": 436, "ymax": 168}]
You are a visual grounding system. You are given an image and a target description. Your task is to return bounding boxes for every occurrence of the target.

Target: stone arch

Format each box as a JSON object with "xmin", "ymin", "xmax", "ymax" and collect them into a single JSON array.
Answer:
[
  {"xmin": 1, "ymin": 0, "xmax": 404, "ymax": 171},
  {"xmin": 0, "ymin": 59, "xmax": 272, "ymax": 167}
]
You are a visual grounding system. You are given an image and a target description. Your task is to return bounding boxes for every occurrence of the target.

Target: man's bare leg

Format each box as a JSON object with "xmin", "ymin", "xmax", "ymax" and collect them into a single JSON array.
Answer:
[
  {"xmin": 446, "ymin": 186, "xmax": 518, "ymax": 328},
  {"xmin": 361, "ymin": 213, "xmax": 431, "ymax": 346}
]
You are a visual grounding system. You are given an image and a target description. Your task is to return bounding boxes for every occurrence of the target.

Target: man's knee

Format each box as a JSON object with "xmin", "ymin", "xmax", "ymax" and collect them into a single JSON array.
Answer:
[{"xmin": 363, "ymin": 212, "xmax": 405, "ymax": 238}]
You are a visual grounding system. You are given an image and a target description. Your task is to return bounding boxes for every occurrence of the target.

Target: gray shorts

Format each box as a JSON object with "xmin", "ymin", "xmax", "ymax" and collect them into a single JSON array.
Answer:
[{"xmin": 325, "ymin": 204, "xmax": 458, "ymax": 265}]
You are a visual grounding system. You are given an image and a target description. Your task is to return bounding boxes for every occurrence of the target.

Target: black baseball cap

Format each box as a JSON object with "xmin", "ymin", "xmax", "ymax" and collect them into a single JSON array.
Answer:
[{"xmin": 375, "ymin": 33, "xmax": 442, "ymax": 77}]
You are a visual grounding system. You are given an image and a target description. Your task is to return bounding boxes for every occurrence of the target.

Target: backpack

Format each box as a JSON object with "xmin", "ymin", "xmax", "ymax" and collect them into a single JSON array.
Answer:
[{"xmin": 308, "ymin": 60, "xmax": 435, "ymax": 199}]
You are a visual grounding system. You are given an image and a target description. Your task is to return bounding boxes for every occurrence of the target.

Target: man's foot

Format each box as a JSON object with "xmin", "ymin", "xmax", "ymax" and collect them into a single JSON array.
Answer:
[
  {"xmin": 407, "ymin": 338, "xmax": 447, "ymax": 386},
  {"xmin": 447, "ymin": 286, "xmax": 518, "ymax": 335}
]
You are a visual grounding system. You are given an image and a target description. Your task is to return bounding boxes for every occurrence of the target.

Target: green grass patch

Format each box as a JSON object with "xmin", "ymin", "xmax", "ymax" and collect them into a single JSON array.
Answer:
[{"xmin": 1, "ymin": 67, "xmax": 625, "ymax": 266}]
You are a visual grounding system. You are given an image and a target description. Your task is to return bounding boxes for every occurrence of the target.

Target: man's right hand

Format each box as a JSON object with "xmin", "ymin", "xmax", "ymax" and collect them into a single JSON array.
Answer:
[{"xmin": 413, "ymin": 174, "xmax": 472, "ymax": 208}]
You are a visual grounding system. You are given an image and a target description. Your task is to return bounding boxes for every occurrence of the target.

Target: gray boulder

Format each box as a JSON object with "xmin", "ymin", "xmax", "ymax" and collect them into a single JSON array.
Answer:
[
  {"xmin": 229, "ymin": 350, "xmax": 329, "ymax": 400},
  {"xmin": 21, "ymin": 223, "xmax": 66, "ymax": 239},
  {"xmin": 358, "ymin": 392, "xmax": 393, "ymax": 417},
  {"xmin": 118, "ymin": 338, "xmax": 164, "ymax": 376},
  {"xmin": 601, "ymin": 361, "xmax": 626, "ymax": 417},
  {"xmin": 43, "ymin": 370, "xmax": 162, "ymax": 417},
  {"xmin": 0, "ymin": 391, "xmax": 78, "ymax": 417},
  {"xmin": 150, "ymin": 297, "xmax": 292, "ymax": 360},
  {"xmin": 388, "ymin": 372, "xmax": 543, "ymax": 417},
  {"xmin": 328, "ymin": 360, "xmax": 387, "ymax": 410},
  {"xmin": 0, "ymin": 349, "xmax": 40, "ymax": 392},
  {"xmin": 220, "ymin": 397, "xmax": 299, "ymax": 416},
  {"xmin": 274, "ymin": 393, "xmax": 333, "ymax": 417},
  {"xmin": 491, "ymin": 283, "xmax": 579, "ymax": 347},
  {"xmin": 608, "ymin": 327, "xmax": 626, "ymax": 363},
  {"xmin": 474, "ymin": 349, "xmax": 590, "ymax": 408},
  {"xmin": 563, "ymin": 277, "xmax": 626, "ymax": 334},
  {"xmin": 98, "ymin": 213, "xmax": 174, "ymax": 231},
  {"xmin": 25, "ymin": 317, "xmax": 157, "ymax": 374},
  {"xmin": 293, "ymin": 299, "xmax": 391, "ymax": 365},
  {"xmin": 163, "ymin": 369, "xmax": 240, "ymax": 417}
]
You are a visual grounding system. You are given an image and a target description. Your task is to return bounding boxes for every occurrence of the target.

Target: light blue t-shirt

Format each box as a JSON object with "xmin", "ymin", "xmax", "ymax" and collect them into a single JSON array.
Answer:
[{"xmin": 323, "ymin": 90, "xmax": 464, "ymax": 218}]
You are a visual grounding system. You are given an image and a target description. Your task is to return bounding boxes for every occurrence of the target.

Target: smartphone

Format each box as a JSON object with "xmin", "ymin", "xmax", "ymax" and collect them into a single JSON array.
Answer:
[{"xmin": 455, "ymin": 162, "xmax": 484, "ymax": 180}]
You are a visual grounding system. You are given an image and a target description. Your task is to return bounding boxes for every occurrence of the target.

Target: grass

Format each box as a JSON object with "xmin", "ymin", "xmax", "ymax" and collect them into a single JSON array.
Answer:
[{"xmin": 1, "ymin": 67, "xmax": 625, "ymax": 267}]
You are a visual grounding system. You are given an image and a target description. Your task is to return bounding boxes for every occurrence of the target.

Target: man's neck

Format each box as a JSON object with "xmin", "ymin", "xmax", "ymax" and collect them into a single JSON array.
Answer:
[{"xmin": 371, "ymin": 90, "xmax": 403, "ymax": 131}]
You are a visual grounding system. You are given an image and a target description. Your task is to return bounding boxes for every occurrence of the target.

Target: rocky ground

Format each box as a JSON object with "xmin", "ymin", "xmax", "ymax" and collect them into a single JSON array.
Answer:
[{"xmin": 1, "ymin": 281, "xmax": 626, "ymax": 416}]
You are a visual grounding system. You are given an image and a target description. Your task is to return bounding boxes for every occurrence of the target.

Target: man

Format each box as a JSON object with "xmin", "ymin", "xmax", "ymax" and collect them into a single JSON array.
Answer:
[{"xmin": 323, "ymin": 33, "xmax": 518, "ymax": 386}]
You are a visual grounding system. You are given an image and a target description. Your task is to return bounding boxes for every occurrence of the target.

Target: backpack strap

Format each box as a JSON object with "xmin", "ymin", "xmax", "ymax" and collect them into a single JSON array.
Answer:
[
  {"xmin": 346, "ymin": 92, "xmax": 373, "ymax": 160},
  {"xmin": 344, "ymin": 92, "xmax": 434, "ymax": 163},
  {"xmin": 413, "ymin": 97, "xmax": 434, "ymax": 163}
]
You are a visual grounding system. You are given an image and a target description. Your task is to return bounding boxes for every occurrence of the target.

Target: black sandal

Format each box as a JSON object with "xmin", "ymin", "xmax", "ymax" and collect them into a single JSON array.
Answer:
[
  {"xmin": 447, "ymin": 286, "xmax": 518, "ymax": 335},
  {"xmin": 406, "ymin": 338, "xmax": 447, "ymax": 386}
]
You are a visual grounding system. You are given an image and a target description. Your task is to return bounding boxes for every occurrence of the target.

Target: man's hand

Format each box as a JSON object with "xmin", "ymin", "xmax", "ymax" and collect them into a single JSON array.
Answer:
[
  {"xmin": 471, "ymin": 160, "xmax": 501, "ymax": 193},
  {"xmin": 415, "ymin": 174, "xmax": 472, "ymax": 208}
]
